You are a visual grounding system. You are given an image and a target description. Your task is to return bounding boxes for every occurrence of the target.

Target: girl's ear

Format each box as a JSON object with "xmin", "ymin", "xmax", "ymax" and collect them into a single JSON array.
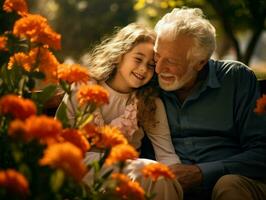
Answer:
[{"xmin": 194, "ymin": 59, "xmax": 208, "ymax": 71}]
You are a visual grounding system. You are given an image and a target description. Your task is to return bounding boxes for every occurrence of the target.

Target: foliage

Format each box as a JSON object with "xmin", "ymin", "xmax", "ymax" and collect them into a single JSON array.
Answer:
[
  {"xmin": 134, "ymin": 0, "xmax": 266, "ymax": 65},
  {"xmin": 27, "ymin": 0, "xmax": 137, "ymax": 60},
  {"xmin": 0, "ymin": 1, "xmax": 176, "ymax": 199}
]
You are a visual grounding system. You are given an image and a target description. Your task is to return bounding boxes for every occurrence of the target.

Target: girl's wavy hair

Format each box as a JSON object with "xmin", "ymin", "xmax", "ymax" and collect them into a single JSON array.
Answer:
[{"xmin": 87, "ymin": 23, "xmax": 158, "ymax": 129}]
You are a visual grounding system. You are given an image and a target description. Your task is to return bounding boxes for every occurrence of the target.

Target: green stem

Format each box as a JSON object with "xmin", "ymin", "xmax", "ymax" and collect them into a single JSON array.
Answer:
[
  {"xmin": 18, "ymin": 75, "xmax": 26, "ymax": 97},
  {"xmin": 76, "ymin": 103, "xmax": 90, "ymax": 128}
]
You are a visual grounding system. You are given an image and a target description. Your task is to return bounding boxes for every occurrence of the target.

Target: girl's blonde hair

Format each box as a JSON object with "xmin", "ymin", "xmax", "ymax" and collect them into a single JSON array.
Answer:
[
  {"xmin": 87, "ymin": 23, "xmax": 156, "ymax": 81},
  {"xmin": 87, "ymin": 23, "xmax": 158, "ymax": 129}
]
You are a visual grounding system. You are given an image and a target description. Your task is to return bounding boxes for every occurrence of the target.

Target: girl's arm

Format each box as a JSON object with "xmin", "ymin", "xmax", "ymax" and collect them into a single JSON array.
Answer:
[{"xmin": 145, "ymin": 98, "xmax": 181, "ymax": 165}]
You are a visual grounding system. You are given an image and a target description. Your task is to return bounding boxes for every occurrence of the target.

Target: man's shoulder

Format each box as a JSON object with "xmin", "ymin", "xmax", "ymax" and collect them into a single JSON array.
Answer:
[
  {"xmin": 210, "ymin": 59, "xmax": 255, "ymax": 78},
  {"xmin": 210, "ymin": 59, "xmax": 250, "ymax": 71}
]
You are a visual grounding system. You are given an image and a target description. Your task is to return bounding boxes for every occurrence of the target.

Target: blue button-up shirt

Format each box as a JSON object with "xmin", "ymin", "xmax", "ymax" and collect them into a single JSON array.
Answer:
[{"xmin": 160, "ymin": 59, "xmax": 266, "ymax": 189}]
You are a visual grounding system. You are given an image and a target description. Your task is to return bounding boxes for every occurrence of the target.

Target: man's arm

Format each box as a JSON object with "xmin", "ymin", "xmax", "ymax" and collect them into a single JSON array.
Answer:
[
  {"xmin": 205, "ymin": 66, "xmax": 266, "ymax": 189},
  {"xmin": 170, "ymin": 65, "xmax": 266, "ymax": 191},
  {"xmin": 169, "ymin": 164, "xmax": 203, "ymax": 191}
]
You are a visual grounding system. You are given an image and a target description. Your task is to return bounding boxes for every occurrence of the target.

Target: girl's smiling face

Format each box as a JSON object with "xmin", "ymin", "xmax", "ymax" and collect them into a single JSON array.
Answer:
[{"xmin": 111, "ymin": 42, "xmax": 155, "ymax": 93}]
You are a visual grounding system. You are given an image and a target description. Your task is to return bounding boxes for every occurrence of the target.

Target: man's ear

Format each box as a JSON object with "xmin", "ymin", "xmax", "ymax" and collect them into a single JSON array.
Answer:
[
  {"xmin": 194, "ymin": 59, "xmax": 208, "ymax": 71},
  {"xmin": 117, "ymin": 55, "xmax": 122, "ymax": 64}
]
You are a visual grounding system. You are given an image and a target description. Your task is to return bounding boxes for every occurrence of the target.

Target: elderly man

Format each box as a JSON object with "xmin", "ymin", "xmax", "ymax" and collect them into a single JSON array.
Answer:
[{"xmin": 151, "ymin": 7, "xmax": 266, "ymax": 200}]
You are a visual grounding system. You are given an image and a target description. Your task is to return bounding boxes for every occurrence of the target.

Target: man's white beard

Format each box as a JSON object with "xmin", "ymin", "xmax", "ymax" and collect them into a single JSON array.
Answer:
[{"xmin": 158, "ymin": 65, "xmax": 197, "ymax": 91}]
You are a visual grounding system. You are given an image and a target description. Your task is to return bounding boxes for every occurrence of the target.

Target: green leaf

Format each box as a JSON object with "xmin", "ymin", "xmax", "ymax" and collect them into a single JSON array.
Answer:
[
  {"xmin": 91, "ymin": 160, "xmax": 101, "ymax": 172},
  {"xmin": 28, "ymin": 71, "xmax": 45, "ymax": 79},
  {"xmin": 32, "ymin": 84, "xmax": 57, "ymax": 104},
  {"xmin": 79, "ymin": 114, "xmax": 93, "ymax": 129},
  {"xmin": 59, "ymin": 80, "xmax": 70, "ymax": 94},
  {"xmin": 55, "ymin": 101, "xmax": 69, "ymax": 128},
  {"xmin": 19, "ymin": 164, "xmax": 31, "ymax": 180},
  {"xmin": 101, "ymin": 168, "xmax": 113, "ymax": 180},
  {"xmin": 99, "ymin": 149, "xmax": 110, "ymax": 168},
  {"xmin": 50, "ymin": 169, "xmax": 65, "ymax": 192},
  {"xmin": 10, "ymin": 65, "xmax": 24, "ymax": 90},
  {"xmin": 26, "ymin": 77, "xmax": 36, "ymax": 90}
]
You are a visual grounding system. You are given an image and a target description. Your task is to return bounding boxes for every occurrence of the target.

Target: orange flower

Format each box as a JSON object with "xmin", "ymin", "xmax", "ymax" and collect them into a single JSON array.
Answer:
[
  {"xmin": 254, "ymin": 94, "xmax": 266, "ymax": 114},
  {"xmin": 57, "ymin": 64, "xmax": 90, "ymax": 84},
  {"xmin": 105, "ymin": 144, "xmax": 138, "ymax": 165},
  {"xmin": 8, "ymin": 119, "xmax": 27, "ymax": 139},
  {"xmin": 81, "ymin": 123, "xmax": 102, "ymax": 146},
  {"xmin": 8, "ymin": 51, "xmax": 34, "ymax": 71},
  {"xmin": 0, "ymin": 169, "xmax": 29, "ymax": 197},
  {"xmin": 77, "ymin": 84, "xmax": 109, "ymax": 107},
  {"xmin": 37, "ymin": 47, "xmax": 60, "ymax": 83},
  {"xmin": 8, "ymin": 47, "xmax": 60, "ymax": 82},
  {"xmin": 25, "ymin": 115, "xmax": 62, "ymax": 140},
  {"xmin": 3, "ymin": 0, "xmax": 28, "ymax": 15},
  {"xmin": 8, "ymin": 115, "xmax": 62, "ymax": 142},
  {"xmin": 111, "ymin": 173, "xmax": 145, "ymax": 200},
  {"xmin": 96, "ymin": 126, "xmax": 128, "ymax": 149},
  {"xmin": 82, "ymin": 123, "xmax": 100, "ymax": 139},
  {"xmin": 0, "ymin": 36, "xmax": 8, "ymax": 51},
  {"xmin": 39, "ymin": 142, "xmax": 87, "ymax": 181},
  {"xmin": 13, "ymin": 14, "xmax": 61, "ymax": 50},
  {"xmin": 141, "ymin": 163, "xmax": 176, "ymax": 182},
  {"xmin": 61, "ymin": 128, "xmax": 90, "ymax": 155},
  {"xmin": 0, "ymin": 95, "xmax": 37, "ymax": 120}
]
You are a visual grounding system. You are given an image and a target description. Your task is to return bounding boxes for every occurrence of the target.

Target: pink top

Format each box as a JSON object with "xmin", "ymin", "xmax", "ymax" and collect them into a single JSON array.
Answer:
[{"xmin": 62, "ymin": 81, "xmax": 181, "ymax": 165}]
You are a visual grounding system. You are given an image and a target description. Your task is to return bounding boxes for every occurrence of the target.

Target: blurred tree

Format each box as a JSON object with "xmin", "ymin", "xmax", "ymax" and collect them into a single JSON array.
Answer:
[
  {"xmin": 134, "ymin": 0, "xmax": 266, "ymax": 65},
  {"xmin": 28, "ymin": 0, "xmax": 136, "ymax": 61}
]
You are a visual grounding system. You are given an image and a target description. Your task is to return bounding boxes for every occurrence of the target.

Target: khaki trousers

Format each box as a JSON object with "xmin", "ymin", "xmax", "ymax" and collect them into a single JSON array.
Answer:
[{"xmin": 212, "ymin": 175, "xmax": 266, "ymax": 200}]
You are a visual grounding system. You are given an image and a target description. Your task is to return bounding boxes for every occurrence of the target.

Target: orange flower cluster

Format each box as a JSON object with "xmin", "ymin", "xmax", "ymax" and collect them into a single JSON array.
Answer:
[
  {"xmin": 39, "ymin": 142, "xmax": 87, "ymax": 182},
  {"xmin": 13, "ymin": 14, "xmax": 61, "ymax": 50},
  {"xmin": 9, "ymin": 115, "xmax": 62, "ymax": 141},
  {"xmin": 81, "ymin": 123, "xmax": 102, "ymax": 146},
  {"xmin": 0, "ymin": 169, "xmax": 29, "ymax": 197},
  {"xmin": 57, "ymin": 64, "xmax": 90, "ymax": 84},
  {"xmin": 96, "ymin": 126, "xmax": 128, "ymax": 148},
  {"xmin": 141, "ymin": 163, "xmax": 176, "ymax": 182},
  {"xmin": 77, "ymin": 84, "xmax": 109, "ymax": 107},
  {"xmin": 82, "ymin": 125, "xmax": 137, "ymax": 165},
  {"xmin": 8, "ymin": 47, "xmax": 60, "ymax": 82},
  {"xmin": 82, "ymin": 123, "xmax": 99, "ymax": 138},
  {"xmin": 105, "ymin": 144, "xmax": 138, "ymax": 165},
  {"xmin": 61, "ymin": 128, "xmax": 90, "ymax": 156},
  {"xmin": 0, "ymin": 94, "xmax": 36, "ymax": 120},
  {"xmin": 8, "ymin": 51, "xmax": 33, "ymax": 71},
  {"xmin": 0, "ymin": 36, "xmax": 8, "ymax": 51},
  {"xmin": 3, "ymin": 0, "xmax": 28, "ymax": 15},
  {"xmin": 36, "ymin": 47, "xmax": 60, "ymax": 82},
  {"xmin": 112, "ymin": 173, "xmax": 145, "ymax": 200},
  {"xmin": 254, "ymin": 94, "xmax": 266, "ymax": 114}
]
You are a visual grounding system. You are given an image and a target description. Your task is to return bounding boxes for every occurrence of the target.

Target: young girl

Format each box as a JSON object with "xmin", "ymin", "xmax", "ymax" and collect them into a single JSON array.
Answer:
[
  {"xmin": 58, "ymin": 23, "xmax": 182, "ymax": 200},
  {"xmin": 59, "ymin": 23, "xmax": 180, "ymax": 165}
]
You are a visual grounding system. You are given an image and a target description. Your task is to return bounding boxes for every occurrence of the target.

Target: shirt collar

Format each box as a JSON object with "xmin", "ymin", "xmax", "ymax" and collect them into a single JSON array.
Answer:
[
  {"xmin": 205, "ymin": 59, "xmax": 221, "ymax": 89},
  {"xmin": 160, "ymin": 60, "xmax": 221, "ymax": 99}
]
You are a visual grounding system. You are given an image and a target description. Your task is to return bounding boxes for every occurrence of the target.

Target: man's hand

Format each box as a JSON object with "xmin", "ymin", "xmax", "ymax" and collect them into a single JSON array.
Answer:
[{"xmin": 168, "ymin": 163, "xmax": 203, "ymax": 191}]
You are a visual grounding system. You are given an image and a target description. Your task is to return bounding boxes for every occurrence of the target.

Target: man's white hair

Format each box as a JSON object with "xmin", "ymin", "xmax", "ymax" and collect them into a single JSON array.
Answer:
[{"xmin": 155, "ymin": 8, "xmax": 216, "ymax": 62}]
